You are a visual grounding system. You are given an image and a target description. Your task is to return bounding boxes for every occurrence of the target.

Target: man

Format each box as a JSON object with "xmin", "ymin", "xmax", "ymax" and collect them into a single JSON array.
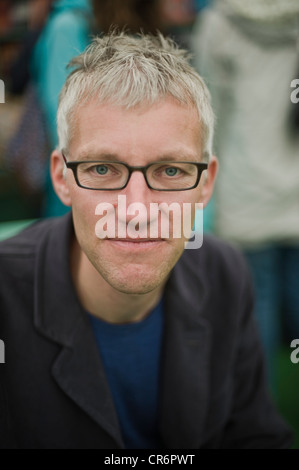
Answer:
[{"xmin": 0, "ymin": 32, "xmax": 292, "ymax": 449}]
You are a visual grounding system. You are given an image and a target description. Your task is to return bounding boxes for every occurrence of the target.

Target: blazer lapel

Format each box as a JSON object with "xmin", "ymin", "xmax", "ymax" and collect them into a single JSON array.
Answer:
[
  {"xmin": 51, "ymin": 315, "xmax": 124, "ymax": 448},
  {"xmin": 33, "ymin": 214, "xmax": 124, "ymax": 448},
  {"xmin": 160, "ymin": 253, "xmax": 212, "ymax": 449}
]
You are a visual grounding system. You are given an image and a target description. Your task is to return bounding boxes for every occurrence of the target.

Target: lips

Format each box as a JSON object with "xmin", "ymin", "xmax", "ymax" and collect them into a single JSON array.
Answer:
[
  {"xmin": 105, "ymin": 238, "xmax": 165, "ymax": 251},
  {"xmin": 108, "ymin": 238, "xmax": 162, "ymax": 243}
]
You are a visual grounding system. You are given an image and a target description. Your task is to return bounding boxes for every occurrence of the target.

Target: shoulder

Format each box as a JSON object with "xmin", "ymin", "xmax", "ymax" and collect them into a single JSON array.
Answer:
[
  {"xmin": 193, "ymin": 6, "xmax": 232, "ymax": 41},
  {"xmin": 0, "ymin": 218, "xmax": 51, "ymax": 253},
  {"xmin": 173, "ymin": 233, "xmax": 254, "ymax": 324},
  {"xmin": 0, "ymin": 218, "xmax": 61, "ymax": 276},
  {"xmin": 204, "ymin": 233, "xmax": 250, "ymax": 280},
  {"xmin": 31, "ymin": 6, "xmax": 90, "ymax": 73},
  {"xmin": 180, "ymin": 233, "xmax": 250, "ymax": 287},
  {"xmin": 173, "ymin": 232, "xmax": 253, "ymax": 305},
  {"xmin": 47, "ymin": 0, "xmax": 92, "ymax": 33},
  {"xmin": 34, "ymin": 6, "xmax": 91, "ymax": 59},
  {"xmin": 192, "ymin": 6, "xmax": 239, "ymax": 62},
  {"xmin": 50, "ymin": 9, "xmax": 90, "ymax": 32}
]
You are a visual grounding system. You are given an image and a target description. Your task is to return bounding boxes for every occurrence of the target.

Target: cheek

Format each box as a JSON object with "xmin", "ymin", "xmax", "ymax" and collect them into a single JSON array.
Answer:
[
  {"xmin": 71, "ymin": 189, "xmax": 101, "ymax": 238},
  {"xmin": 179, "ymin": 192, "xmax": 202, "ymax": 232},
  {"xmin": 71, "ymin": 186, "xmax": 105, "ymax": 215}
]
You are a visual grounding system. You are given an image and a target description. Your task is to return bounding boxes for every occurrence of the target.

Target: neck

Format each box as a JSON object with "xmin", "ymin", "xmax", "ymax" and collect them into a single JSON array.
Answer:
[{"xmin": 70, "ymin": 237, "xmax": 165, "ymax": 324}]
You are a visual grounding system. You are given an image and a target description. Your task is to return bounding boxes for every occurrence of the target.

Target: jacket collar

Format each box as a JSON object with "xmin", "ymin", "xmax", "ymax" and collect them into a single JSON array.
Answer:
[
  {"xmin": 161, "ymin": 249, "xmax": 212, "ymax": 448},
  {"xmin": 34, "ymin": 213, "xmax": 212, "ymax": 449}
]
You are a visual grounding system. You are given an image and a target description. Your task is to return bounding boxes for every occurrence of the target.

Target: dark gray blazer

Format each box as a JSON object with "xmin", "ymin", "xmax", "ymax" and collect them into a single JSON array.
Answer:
[{"xmin": 0, "ymin": 214, "xmax": 292, "ymax": 449}]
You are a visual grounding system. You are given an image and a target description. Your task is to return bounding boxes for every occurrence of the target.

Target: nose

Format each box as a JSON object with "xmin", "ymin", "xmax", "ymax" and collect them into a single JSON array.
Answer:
[
  {"xmin": 122, "ymin": 169, "xmax": 152, "ymax": 205},
  {"xmin": 119, "ymin": 171, "xmax": 154, "ymax": 234}
]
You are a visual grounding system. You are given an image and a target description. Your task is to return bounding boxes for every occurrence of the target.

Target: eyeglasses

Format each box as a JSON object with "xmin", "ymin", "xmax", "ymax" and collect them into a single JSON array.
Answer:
[{"xmin": 62, "ymin": 152, "xmax": 208, "ymax": 191}]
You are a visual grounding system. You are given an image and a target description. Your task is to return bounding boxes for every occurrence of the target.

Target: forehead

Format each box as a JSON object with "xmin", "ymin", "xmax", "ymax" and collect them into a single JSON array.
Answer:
[{"xmin": 69, "ymin": 97, "xmax": 203, "ymax": 162}]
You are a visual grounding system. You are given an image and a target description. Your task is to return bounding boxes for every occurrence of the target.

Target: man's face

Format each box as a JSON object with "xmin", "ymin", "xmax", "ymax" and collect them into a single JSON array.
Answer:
[{"xmin": 55, "ymin": 98, "xmax": 214, "ymax": 295}]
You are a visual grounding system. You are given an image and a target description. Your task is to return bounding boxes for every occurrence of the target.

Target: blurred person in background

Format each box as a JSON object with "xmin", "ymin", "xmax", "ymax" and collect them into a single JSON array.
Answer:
[
  {"xmin": 3, "ymin": 0, "xmax": 54, "ymax": 217},
  {"xmin": 0, "ymin": 1, "xmax": 54, "ymax": 222},
  {"xmin": 194, "ymin": 0, "xmax": 210, "ymax": 12},
  {"xmin": 9, "ymin": 0, "xmax": 54, "ymax": 96},
  {"xmin": 30, "ymin": 0, "xmax": 164, "ymax": 217},
  {"xmin": 159, "ymin": 0, "xmax": 213, "ymax": 232},
  {"xmin": 0, "ymin": 0, "xmax": 11, "ymax": 35},
  {"xmin": 161, "ymin": 0, "xmax": 198, "ymax": 49},
  {"xmin": 162, "ymin": 0, "xmax": 195, "ymax": 31},
  {"xmin": 192, "ymin": 0, "xmax": 299, "ymax": 391}
]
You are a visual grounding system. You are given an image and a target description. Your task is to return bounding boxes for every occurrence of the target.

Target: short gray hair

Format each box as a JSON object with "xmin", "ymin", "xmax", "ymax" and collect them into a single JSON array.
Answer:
[{"xmin": 57, "ymin": 32, "xmax": 214, "ymax": 161}]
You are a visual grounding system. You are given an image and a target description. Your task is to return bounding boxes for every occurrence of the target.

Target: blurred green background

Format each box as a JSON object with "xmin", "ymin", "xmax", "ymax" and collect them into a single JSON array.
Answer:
[{"xmin": 277, "ymin": 348, "xmax": 299, "ymax": 449}]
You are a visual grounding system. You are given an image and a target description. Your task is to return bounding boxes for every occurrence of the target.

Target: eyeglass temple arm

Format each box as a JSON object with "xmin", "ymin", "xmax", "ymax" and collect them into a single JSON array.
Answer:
[{"xmin": 61, "ymin": 151, "xmax": 67, "ymax": 164}]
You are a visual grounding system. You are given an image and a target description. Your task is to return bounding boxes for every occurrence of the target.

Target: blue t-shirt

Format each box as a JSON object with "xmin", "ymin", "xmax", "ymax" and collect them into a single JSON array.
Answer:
[{"xmin": 88, "ymin": 299, "xmax": 164, "ymax": 449}]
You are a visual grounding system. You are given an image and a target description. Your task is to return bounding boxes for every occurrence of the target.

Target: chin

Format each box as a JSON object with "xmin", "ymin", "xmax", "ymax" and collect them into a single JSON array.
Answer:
[
  {"xmin": 111, "ymin": 283, "xmax": 159, "ymax": 296},
  {"xmin": 101, "ymin": 262, "xmax": 168, "ymax": 295}
]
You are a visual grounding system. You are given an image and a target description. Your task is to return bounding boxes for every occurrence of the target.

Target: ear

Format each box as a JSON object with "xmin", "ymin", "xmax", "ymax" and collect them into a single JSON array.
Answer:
[
  {"xmin": 50, "ymin": 150, "xmax": 72, "ymax": 207},
  {"xmin": 200, "ymin": 155, "xmax": 218, "ymax": 207}
]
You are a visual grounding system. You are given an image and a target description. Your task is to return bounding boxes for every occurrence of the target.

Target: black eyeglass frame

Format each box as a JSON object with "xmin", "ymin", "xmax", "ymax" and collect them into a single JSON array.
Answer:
[{"xmin": 62, "ymin": 151, "xmax": 208, "ymax": 192}]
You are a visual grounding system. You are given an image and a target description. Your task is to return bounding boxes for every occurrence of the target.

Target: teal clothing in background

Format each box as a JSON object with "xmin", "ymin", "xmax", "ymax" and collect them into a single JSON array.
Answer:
[
  {"xmin": 31, "ymin": 0, "xmax": 93, "ymax": 216},
  {"xmin": 194, "ymin": 0, "xmax": 211, "ymax": 12},
  {"xmin": 203, "ymin": 197, "xmax": 215, "ymax": 233}
]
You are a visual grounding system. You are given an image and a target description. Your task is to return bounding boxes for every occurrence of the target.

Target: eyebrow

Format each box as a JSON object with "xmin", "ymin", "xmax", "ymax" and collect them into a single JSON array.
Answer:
[
  {"xmin": 76, "ymin": 153, "xmax": 121, "ymax": 162},
  {"xmin": 75, "ymin": 150, "xmax": 200, "ymax": 163}
]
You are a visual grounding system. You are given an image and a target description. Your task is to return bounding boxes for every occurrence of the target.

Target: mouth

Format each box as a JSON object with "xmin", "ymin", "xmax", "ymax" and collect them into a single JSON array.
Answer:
[{"xmin": 105, "ymin": 238, "xmax": 165, "ymax": 251}]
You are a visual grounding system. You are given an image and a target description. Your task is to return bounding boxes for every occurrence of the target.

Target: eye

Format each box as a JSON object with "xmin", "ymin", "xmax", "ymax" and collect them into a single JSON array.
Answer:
[
  {"xmin": 165, "ymin": 167, "xmax": 180, "ymax": 177},
  {"xmin": 95, "ymin": 165, "xmax": 109, "ymax": 175}
]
